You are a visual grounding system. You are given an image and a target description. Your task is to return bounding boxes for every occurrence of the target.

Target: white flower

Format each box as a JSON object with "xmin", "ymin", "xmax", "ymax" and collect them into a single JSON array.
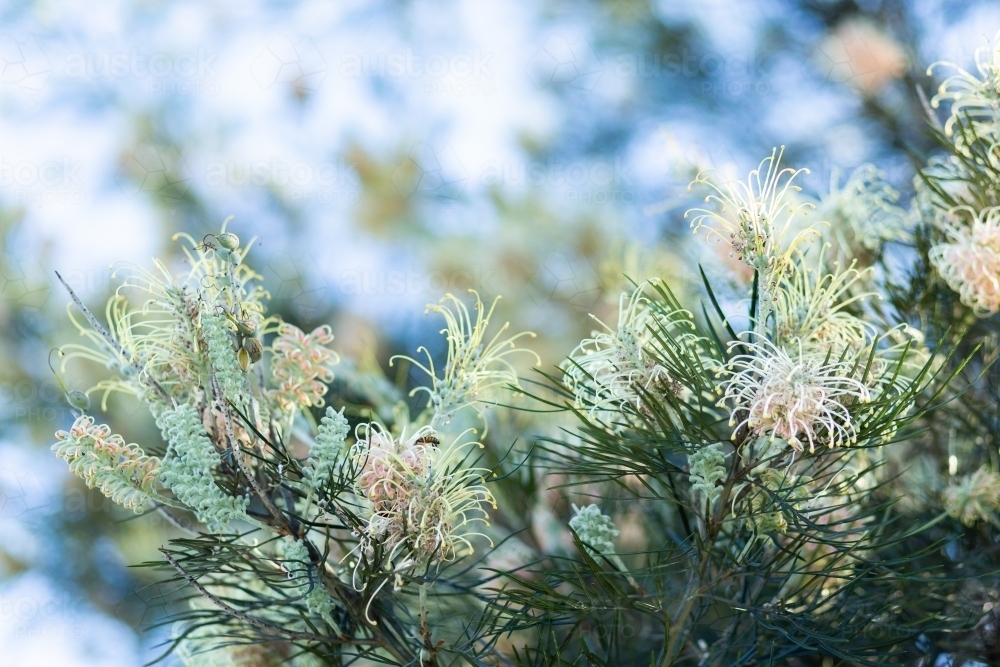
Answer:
[
  {"xmin": 929, "ymin": 30, "xmax": 1000, "ymax": 136},
  {"xmin": 772, "ymin": 247, "xmax": 878, "ymax": 354},
  {"xmin": 398, "ymin": 291, "xmax": 539, "ymax": 429},
  {"xmin": 686, "ymin": 148, "xmax": 822, "ymax": 319},
  {"xmin": 929, "ymin": 206, "xmax": 1000, "ymax": 316},
  {"xmin": 563, "ymin": 283, "xmax": 692, "ymax": 422},
  {"xmin": 717, "ymin": 338, "xmax": 872, "ymax": 452}
]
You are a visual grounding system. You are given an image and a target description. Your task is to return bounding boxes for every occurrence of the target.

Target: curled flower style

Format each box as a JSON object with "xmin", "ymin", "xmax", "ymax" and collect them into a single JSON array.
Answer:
[
  {"xmin": 688, "ymin": 443, "xmax": 728, "ymax": 505},
  {"xmin": 563, "ymin": 284, "xmax": 692, "ymax": 422},
  {"xmin": 943, "ymin": 467, "xmax": 1000, "ymax": 527},
  {"xmin": 352, "ymin": 424, "xmax": 495, "ymax": 573},
  {"xmin": 717, "ymin": 338, "xmax": 872, "ymax": 452},
  {"xmin": 929, "ymin": 206, "xmax": 1000, "ymax": 316},
  {"xmin": 686, "ymin": 148, "xmax": 822, "ymax": 318},
  {"xmin": 929, "ymin": 30, "xmax": 1000, "ymax": 136},
  {"xmin": 772, "ymin": 248, "xmax": 878, "ymax": 354},
  {"xmin": 269, "ymin": 323, "xmax": 339, "ymax": 412},
  {"xmin": 399, "ymin": 291, "xmax": 539, "ymax": 428},
  {"xmin": 52, "ymin": 415, "xmax": 161, "ymax": 512}
]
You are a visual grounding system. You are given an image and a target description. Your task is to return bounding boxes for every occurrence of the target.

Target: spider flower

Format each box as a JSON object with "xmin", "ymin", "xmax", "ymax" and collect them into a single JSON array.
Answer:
[
  {"xmin": 929, "ymin": 30, "xmax": 1000, "ymax": 136},
  {"xmin": 929, "ymin": 206, "xmax": 1000, "ymax": 316},
  {"xmin": 563, "ymin": 284, "xmax": 691, "ymax": 422},
  {"xmin": 943, "ymin": 467, "xmax": 1000, "ymax": 527},
  {"xmin": 772, "ymin": 248, "xmax": 878, "ymax": 354},
  {"xmin": 52, "ymin": 415, "xmax": 161, "ymax": 512},
  {"xmin": 58, "ymin": 226, "xmax": 267, "ymax": 407},
  {"xmin": 352, "ymin": 424, "xmax": 495, "ymax": 571},
  {"xmin": 399, "ymin": 291, "xmax": 538, "ymax": 428},
  {"xmin": 686, "ymin": 148, "xmax": 822, "ymax": 317},
  {"xmin": 269, "ymin": 323, "xmax": 339, "ymax": 412},
  {"xmin": 717, "ymin": 338, "xmax": 872, "ymax": 452}
]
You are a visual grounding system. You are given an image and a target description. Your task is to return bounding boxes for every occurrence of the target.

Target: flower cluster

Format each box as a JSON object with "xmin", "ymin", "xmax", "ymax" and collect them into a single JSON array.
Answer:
[
  {"xmin": 353, "ymin": 425, "xmax": 494, "ymax": 570},
  {"xmin": 563, "ymin": 284, "xmax": 691, "ymax": 422},
  {"xmin": 270, "ymin": 324, "xmax": 339, "ymax": 413},
  {"xmin": 771, "ymin": 250, "xmax": 877, "ymax": 354},
  {"xmin": 403, "ymin": 292, "xmax": 539, "ymax": 429},
  {"xmin": 688, "ymin": 443, "xmax": 727, "ymax": 505},
  {"xmin": 929, "ymin": 30, "xmax": 1000, "ymax": 136},
  {"xmin": 52, "ymin": 415, "xmax": 161, "ymax": 512},
  {"xmin": 282, "ymin": 539, "xmax": 341, "ymax": 628},
  {"xmin": 568, "ymin": 504, "xmax": 619, "ymax": 556},
  {"xmin": 156, "ymin": 404, "xmax": 248, "ymax": 530},
  {"xmin": 812, "ymin": 164, "xmax": 910, "ymax": 256},
  {"xmin": 929, "ymin": 206, "xmax": 1000, "ymax": 316},
  {"xmin": 717, "ymin": 338, "xmax": 872, "ymax": 452},
  {"xmin": 943, "ymin": 467, "xmax": 1000, "ymax": 527},
  {"xmin": 687, "ymin": 148, "xmax": 821, "ymax": 318},
  {"xmin": 301, "ymin": 406, "xmax": 350, "ymax": 495},
  {"xmin": 202, "ymin": 308, "xmax": 247, "ymax": 404}
]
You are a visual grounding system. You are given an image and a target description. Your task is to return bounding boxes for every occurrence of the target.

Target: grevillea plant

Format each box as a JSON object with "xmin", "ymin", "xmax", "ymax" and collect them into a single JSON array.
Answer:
[
  {"xmin": 48, "ymin": 32, "xmax": 1000, "ymax": 667},
  {"xmin": 51, "ymin": 221, "xmax": 539, "ymax": 665}
]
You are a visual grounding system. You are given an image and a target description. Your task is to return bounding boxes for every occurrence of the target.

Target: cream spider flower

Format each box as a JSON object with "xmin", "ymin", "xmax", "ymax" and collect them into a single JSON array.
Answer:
[
  {"xmin": 59, "ymin": 224, "xmax": 268, "ymax": 407},
  {"xmin": 397, "ymin": 291, "xmax": 539, "ymax": 429},
  {"xmin": 352, "ymin": 424, "xmax": 495, "ymax": 574},
  {"xmin": 562, "ymin": 283, "xmax": 692, "ymax": 422},
  {"xmin": 929, "ymin": 206, "xmax": 1000, "ymax": 316},
  {"xmin": 686, "ymin": 148, "xmax": 822, "ymax": 319},
  {"xmin": 943, "ymin": 467, "xmax": 1000, "ymax": 527},
  {"xmin": 929, "ymin": 30, "xmax": 1000, "ymax": 136},
  {"xmin": 717, "ymin": 338, "xmax": 872, "ymax": 452},
  {"xmin": 772, "ymin": 247, "xmax": 878, "ymax": 354}
]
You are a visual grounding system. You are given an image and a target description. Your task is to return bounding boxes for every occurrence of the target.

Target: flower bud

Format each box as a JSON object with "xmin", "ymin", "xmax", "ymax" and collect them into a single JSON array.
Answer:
[
  {"xmin": 66, "ymin": 390, "xmax": 90, "ymax": 411},
  {"xmin": 243, "ymin": 337, "xmax": 263, "ymax": 363},
  {"xmin": 237, "ymin": 347, "xmax": 251, "ymax": 373},
  {"xmin": 217, "ymin": 232, "xmax": 240, "ymax": 250}
]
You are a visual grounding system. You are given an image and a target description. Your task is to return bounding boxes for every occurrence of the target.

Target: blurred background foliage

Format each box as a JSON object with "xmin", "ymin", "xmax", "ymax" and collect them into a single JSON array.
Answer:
[{"xmin": 1, "ymin": 0, "xmax": 999, "ymax": 663}]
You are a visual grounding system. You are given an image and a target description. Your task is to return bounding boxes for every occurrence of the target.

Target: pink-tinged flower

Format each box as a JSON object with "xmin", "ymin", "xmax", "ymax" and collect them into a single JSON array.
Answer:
[
  {"xmin": 717, "ymin": 338, "xmax": 871, "ymax": 452},
  {"xmin": 52, "ymin": 415, "xmax": 161, "ymax": 511},
  {"xmin": 352, "ymin": 424, "xmax": 494, "ymax": 570},
  {"xmin": 270, "ymin": 323, "xmax": 340, "ymax": 411},
  {"xmin": 929, "ymin": 206, "xmax": 1000, "ymax": 316}
]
